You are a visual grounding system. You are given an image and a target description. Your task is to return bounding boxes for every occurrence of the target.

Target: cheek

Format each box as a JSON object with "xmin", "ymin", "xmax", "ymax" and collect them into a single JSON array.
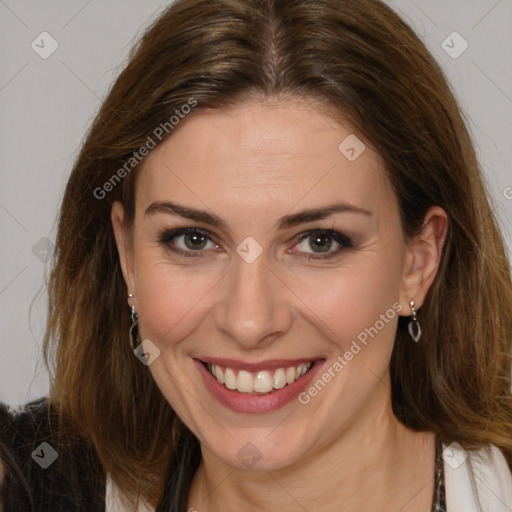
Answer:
[
  {"xmin": 132, "ymin": 245, "xmax": 222, "ymax": 345},
  {"xmin": 294, "ymin": 247, "xmax": 403, "ymax": 349}
]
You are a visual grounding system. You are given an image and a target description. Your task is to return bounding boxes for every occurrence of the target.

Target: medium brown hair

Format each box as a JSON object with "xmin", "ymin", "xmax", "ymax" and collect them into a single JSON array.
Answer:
[{"xmin": 43, "ymin": 0, "xmax": 512, "ymax": 509}]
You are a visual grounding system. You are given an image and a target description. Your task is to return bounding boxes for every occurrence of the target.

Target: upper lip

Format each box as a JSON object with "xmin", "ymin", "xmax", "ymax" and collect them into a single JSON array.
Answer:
[{"xmin": 196, "ymin": 357, "xmax": 322, "ymax": 372}]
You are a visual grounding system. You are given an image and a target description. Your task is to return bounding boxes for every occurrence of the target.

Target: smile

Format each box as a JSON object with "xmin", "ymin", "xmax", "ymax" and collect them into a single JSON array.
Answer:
[
  {"xmin": 206, "ymin": 362, "xmax": 314, "ymax": 394},
  {"xmin": 195, "ymin": 357, "xmax": 325, "ymax": 413}
]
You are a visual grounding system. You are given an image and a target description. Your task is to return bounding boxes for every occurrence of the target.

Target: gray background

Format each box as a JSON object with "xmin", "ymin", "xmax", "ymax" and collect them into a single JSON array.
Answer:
[{"xmin": 0, "ymin": 0, "xmax": 511, "ymax": 407}]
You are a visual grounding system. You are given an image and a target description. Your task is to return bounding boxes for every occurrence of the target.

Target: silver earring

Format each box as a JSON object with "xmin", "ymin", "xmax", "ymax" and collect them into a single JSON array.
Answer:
[
  {"xmin": 127, "ymin": 293, "xmax": 133, "ymax": 299},
  {"xmin": 129, "ymin": 304, "xmax": 140, "ymax": 350},
  {"xmin": 408, "ymin": 300, "xmax": 421, "ymax": 343}
]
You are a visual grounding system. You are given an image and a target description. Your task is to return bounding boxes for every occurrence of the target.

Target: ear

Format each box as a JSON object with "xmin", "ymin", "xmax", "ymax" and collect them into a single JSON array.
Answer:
[
  {"xmin": 111, "ymin": 201, "xmax": 136, "ymax": 297},
  {"xmin": 398, "ymin": 206, "xmax": 449, "ymax": 315}
]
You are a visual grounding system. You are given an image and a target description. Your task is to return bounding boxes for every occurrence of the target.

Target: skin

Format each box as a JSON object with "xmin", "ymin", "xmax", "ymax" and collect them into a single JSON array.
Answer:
[{"xmin": 112, "ymin": 98, "xmax": 448, "ymax": 511}]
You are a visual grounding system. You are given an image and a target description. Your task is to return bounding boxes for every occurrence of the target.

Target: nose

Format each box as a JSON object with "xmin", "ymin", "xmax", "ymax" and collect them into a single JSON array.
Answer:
[{"xmin": 213, "ymin": 251, "xmax": 294, "ymax": 350}]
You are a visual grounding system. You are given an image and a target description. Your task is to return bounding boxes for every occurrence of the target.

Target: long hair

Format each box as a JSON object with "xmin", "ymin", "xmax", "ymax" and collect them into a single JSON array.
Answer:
[{"xmin": 43, "ymin": 0, "xmax": 512, "ymax": 508}]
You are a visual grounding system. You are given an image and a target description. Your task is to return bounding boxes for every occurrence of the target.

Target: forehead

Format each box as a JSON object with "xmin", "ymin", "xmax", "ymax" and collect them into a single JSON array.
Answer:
[{"xmin": 136, "ymin": 100, "xmax": 393, "ymax": 223}]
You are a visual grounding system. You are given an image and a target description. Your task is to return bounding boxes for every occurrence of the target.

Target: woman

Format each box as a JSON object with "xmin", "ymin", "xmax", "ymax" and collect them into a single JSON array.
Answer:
[{"xmin": 1, "ymin": 0, "xmax": 511, "ymax": 510}]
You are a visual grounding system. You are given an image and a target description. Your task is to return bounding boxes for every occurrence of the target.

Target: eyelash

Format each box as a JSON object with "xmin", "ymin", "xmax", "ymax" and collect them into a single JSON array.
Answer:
[{"xmin": 158, "ymin": 227, "xmax": 353, "ymax": 260}]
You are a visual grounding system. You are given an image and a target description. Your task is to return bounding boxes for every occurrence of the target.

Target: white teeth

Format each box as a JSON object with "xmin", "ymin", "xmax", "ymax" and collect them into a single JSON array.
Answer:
[
  {"xmin": 237, "ymin": 370, "xmax": 254, "ymax": 393},
  {"xmin": 273, "ymin": 368, "xmax": 287, "ymax": 389},
  {"xmin": 207, "ymin": 362, "xmax": 313, "ymax": 394},
  {"xmin": 214, "ymin": 365, "xmax": 225, "ymax": 384},
  {"xmin": 253, "ymin": 371, "xmax": 273, "ymax": 393},
  {"xmin": 298, "ymin": 363, "xmax": 308, "ymax": 377},
  {"xmin": 224, "ymin": 368, "xmax": 237, "ymax": 390}
]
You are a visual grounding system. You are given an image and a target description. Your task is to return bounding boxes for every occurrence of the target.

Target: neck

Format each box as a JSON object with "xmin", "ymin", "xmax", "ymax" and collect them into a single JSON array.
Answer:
[{"xmin": 187, "ymin": 387, "xmax": 436, "ymax": 512}]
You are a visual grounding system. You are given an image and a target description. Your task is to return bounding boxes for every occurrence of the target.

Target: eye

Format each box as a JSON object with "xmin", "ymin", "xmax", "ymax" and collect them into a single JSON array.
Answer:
[
  {"xmin": 158, "ymin": 227, "xmax": 353, "ymax": 260},
  {"xmin": 292, "ymin": 229, "xmax": 353, "ymax": 260},
  {"xmin": 159, "ymin": 227, "xmax": 220, "ymax": 258}
]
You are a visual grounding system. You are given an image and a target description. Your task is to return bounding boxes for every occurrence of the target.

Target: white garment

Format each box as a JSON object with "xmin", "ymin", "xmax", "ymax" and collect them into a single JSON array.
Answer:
[
  {"xmin": 444, "ymin": 443, "xmax": 512, "ymax": 511},
  {"xmin": 105, "ymin": 475, "xmax": 155, "ymax": 512},
  {"xmin": 106, "ymin": 444, "xmax": 512, "ymax": 511}
]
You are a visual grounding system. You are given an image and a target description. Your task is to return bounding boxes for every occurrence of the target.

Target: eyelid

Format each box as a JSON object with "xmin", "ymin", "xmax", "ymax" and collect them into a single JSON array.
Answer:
[{"xmin": 159, "ymin": 226, "xmax": 218, "ymax": 244}]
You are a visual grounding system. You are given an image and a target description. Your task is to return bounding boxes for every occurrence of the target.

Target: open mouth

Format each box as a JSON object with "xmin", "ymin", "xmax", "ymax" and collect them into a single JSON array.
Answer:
[{"xmin": 200, "ymin": 360, "xmax": 316, "ymax": 395}]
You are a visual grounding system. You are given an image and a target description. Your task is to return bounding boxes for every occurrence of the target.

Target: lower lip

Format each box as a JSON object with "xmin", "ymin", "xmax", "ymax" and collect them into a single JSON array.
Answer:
[{"xmin": 194, "ymin": 358, "xmax": 325, "ymax": 413}]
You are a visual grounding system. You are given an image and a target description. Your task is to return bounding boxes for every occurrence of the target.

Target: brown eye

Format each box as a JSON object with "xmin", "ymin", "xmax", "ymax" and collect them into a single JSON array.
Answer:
[
  {"xmin": 159, "ymin": 228, "xmax": 219, "ymax": 258},
  {"xmin": 182, "ymin": 232, "xmax": 208, "ymax": 250},
  {"xmin": 294, "ymin": 229, "xmax": 352, "ymax": 260},
  {"xmin": 307, "ymin": 233, "xmax": 333, "ymax": 253}
]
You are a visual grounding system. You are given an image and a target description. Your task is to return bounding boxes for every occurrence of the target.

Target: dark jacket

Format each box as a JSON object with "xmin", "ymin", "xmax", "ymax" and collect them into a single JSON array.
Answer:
[
  {"xmin": 0, "ymin": 398, "xmax": 202, "ymax": 512},
  {"xmin": 0, "ymin": 397, "xmax": 106, "ymax": 512}
]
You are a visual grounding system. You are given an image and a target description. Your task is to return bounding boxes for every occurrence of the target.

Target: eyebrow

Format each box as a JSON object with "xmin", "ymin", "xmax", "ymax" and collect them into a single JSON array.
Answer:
[{"xmin": 144, "ymin": 200, "xmax": 372, "ymax": 231}]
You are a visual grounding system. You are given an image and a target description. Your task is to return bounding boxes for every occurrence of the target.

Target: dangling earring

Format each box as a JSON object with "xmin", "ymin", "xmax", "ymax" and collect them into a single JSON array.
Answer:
[
  {"xmin": 128, "ymin": 294, "xmax": 139, "ymax": 350},
  {"xmin": 408, "ymin": 300, "xmax": 421, "ymax": 343}
]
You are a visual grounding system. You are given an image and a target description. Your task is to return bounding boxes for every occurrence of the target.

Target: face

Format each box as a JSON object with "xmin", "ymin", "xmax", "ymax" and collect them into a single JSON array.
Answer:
[{"xmin": 112, "ymin": 99, "xmax": 441, "ymax": 472}]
